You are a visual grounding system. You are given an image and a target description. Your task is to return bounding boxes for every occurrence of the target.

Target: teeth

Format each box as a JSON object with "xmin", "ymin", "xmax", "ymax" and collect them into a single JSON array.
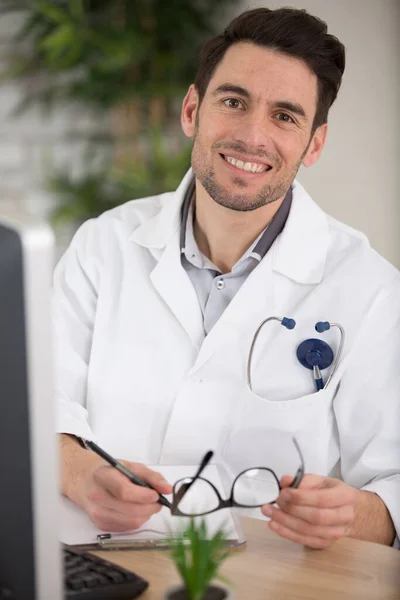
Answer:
[{"xmin": 225, "ymin": 155, "xmax": 268, "ymax": 173}]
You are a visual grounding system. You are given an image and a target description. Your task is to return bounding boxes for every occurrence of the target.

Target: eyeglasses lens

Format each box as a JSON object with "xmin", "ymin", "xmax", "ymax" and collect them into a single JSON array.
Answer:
[
  {"xmin": 174, "ymin": 477, "xmax": 220, "ymax": 516},
  {"xmin": 233, "ymin": 468, "xmax": 280, "ymax": 506}
]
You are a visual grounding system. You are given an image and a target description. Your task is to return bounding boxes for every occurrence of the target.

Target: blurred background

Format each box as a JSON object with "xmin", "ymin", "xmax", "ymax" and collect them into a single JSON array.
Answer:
[{"xmin": 0, "ymin": 0, "xmax": 399, "ymax": 266}]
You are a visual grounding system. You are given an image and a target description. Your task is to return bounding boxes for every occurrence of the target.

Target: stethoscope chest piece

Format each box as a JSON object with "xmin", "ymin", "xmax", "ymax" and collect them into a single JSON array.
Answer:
[
  {"xmin": 296, "ymin": 338, "xmax": 334, "ymax": 391},
  {"xmin": 296, "ymin": 338, "xmax": 334, "ymax": 370}
]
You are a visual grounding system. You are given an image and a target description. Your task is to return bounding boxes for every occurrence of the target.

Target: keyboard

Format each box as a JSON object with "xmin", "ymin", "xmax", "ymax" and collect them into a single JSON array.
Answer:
[{"xmin": 64, "ymin": 546, "xmax": 149, "ymax": 599}]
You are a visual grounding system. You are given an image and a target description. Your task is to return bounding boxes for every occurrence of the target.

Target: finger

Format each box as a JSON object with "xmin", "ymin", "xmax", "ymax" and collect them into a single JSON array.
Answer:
[
  {"xmin": 268, "ymin": 519, "xmax": 334, "ymax": 549},
  {"xmin": 87, "ymin": 487, "xmax": 164, "ymax": 519},
  {"xmin": 123, "ymin": 462, "xmax": 173, "ymax": 495},
  {"xmin": 279, "ymin": 482, "xmax": 356, "ymax": 509},
  {"xmin": 94, "ymin": 466, "xmax": 162, "ymax": 504},
  {"xmin": 280, "ymin": 475, "xmax": 299, "ymax": 488},
  {"xmin": 275, "ymin": 499, "xmax": 355, "ymax": 527},
  {"xmin": 280, "ymin": 473, "xmax": 326, "ymax": 489},
  {"xmin": 88, "ymin": 504, "xmax": 156, "ymax": 533},
  {"xmin": 268, "ymin": 505, "xmax": 346, "ymax": 540},
  {"xmin": 109, "ymin": 500, "xmax": 163, "ymax": 520}
]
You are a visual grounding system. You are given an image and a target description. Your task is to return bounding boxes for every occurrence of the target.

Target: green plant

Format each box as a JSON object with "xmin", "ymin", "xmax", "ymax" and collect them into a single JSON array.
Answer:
[
  {"xmin": 0, "ymin": 0, "xmax": 239, "ymax": 222},
  {"xmin": 48, "ymin": 128, "xmax": 192, "ymax": 223},
  {"xmin": 169, "ymin": 518, "xmax": 231, "ymax": 600},
  {"xmin": 0, "ymin": 0, "xmax": 237, "ymax": 115}
]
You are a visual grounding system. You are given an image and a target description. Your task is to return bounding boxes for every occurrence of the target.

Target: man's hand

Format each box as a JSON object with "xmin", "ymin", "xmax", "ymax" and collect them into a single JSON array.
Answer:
[
  {"xmin": 60, "ymin": 434, "xmax": 173, "ymax": 531},
  {"xmin": 261, "ymin": 474, "xmax": 395, "ymax": 548},
  {"xmin": 261, "ymin": 474, "xmax": 358, "ymax": 549}
]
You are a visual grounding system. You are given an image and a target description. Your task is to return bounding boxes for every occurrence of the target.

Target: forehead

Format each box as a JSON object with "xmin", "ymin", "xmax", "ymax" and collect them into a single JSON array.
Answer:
[{"xmin": 206, "ymin": 42, "xmax": 318, "ymax": 115}]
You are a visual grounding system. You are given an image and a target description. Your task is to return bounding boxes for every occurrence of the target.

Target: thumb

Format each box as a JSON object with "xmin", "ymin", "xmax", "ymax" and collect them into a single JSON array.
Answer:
[{"xmin": 280, "ymin": 475, "xmax": 297, "ymax": 488}]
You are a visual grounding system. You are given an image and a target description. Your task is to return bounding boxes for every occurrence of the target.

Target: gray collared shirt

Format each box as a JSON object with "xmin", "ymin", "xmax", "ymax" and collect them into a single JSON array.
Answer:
[{"xmin": 180, "ymin": 180, "xmax": 292, "ymax": 334}]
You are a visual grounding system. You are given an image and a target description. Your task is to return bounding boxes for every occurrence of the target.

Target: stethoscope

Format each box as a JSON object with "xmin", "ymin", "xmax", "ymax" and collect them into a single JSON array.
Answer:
[{"xmin": 247, "ymin": 316, "xmax": 345, "ymax": 392}]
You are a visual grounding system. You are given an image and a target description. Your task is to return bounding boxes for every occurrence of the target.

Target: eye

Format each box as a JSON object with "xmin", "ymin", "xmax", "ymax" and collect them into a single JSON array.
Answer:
[
  {"xmin": 276, "ymin": 112, "xmax": 294, "ymax": 123},
  {"xmin": 223, "ymin": 98, "xmax": 243, "ymax": 110}
]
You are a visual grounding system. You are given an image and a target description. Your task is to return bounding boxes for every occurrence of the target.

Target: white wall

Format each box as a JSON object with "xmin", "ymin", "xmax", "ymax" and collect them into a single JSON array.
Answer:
[{"xmin": 235, "ymin": 0, "xmax": 400, "ymax": 267}]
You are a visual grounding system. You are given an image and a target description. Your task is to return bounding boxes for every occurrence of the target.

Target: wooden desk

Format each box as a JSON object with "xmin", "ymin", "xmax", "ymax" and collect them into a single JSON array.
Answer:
[{"xmin": 92, "ymin": 517, "xmax": 400, "ymax": 599}]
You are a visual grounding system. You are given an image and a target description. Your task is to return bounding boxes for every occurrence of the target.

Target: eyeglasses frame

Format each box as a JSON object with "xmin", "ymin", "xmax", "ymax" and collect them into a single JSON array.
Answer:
[{"xmin": 171, "ymin": 438, "xmax": 305, "ymax": 517}]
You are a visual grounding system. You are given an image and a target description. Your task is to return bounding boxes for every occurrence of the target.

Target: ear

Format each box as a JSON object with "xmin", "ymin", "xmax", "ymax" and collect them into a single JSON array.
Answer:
[
  {"xmin": 181, "ymin": 84, "xmax": 199, "ymax": 138},
  {"xmin": 302, "ymin": 123, "xmax": 328, "ymax": 168}
]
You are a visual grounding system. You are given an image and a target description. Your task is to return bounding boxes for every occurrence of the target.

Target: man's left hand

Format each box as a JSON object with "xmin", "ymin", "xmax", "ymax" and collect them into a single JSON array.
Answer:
[{"xmin": 261, "ymin": 474, "xmax": 359, "ymax": 549}]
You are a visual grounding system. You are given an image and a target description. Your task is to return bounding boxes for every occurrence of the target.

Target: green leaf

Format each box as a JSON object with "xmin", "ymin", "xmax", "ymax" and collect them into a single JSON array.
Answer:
[
  {"xmin": 40, "ymin": 24, "xmax": 74, "ymax": 52},
  {"xmin": 35, "ymin": 0, "xmax": 70, "ymax": 25},
  {"xmin": 68, "ymin": 0, "xmax": 85, "ymax": 20}
]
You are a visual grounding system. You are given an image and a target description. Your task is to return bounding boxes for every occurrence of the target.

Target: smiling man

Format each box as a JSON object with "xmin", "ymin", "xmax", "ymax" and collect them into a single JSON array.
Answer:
[
  {"xmin": 182, "ymin": 41, "xmax": 325, "ymax": 273},
  {"xmin": 56, "ymin": 8, "xmax": 400, "ymax": 550}
]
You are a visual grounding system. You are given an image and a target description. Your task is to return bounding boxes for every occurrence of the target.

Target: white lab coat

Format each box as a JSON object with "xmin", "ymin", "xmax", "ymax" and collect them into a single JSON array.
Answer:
[{"xmin": 54, "ymin": 169, "xmax": 400, "ymax": 541}]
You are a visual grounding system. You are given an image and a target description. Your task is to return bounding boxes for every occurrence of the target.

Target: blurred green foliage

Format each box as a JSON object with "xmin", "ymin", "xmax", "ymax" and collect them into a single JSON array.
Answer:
[
  {"xmin": 49, "ymin": 128, "xmax": 193, "ymax": 223},
  {"xmin": 1, "ymin": 0, "xmax": 235, "ymax": 112},
  {"xmin": 1, "ymin": 0, "xmax": 238, "ymax": 222}
]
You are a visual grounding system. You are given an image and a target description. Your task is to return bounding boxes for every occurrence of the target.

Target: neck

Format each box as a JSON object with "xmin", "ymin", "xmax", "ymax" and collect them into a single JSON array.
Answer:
[{"xmin": 193, "ymin": 180, "xmax": 285, "ymax": 273}]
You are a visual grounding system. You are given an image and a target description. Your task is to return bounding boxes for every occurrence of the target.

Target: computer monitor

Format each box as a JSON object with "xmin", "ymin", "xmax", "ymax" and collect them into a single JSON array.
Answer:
[{"xmin": 0, "ymin": 209, "xmax": 63, "ymax": 599}]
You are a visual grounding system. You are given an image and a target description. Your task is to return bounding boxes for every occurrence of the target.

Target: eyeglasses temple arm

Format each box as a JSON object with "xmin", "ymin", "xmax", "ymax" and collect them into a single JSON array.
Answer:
[
  {"xmin": 290, "ymin": 438, "xmax": 305, "ymax": 489},
  {"xmin": 171, "ymin": 451, "xmax": 214, "ymax": 514},
  {"xmin": 192, "ymin": 450, "xmax": 214, "ymax": 480}
]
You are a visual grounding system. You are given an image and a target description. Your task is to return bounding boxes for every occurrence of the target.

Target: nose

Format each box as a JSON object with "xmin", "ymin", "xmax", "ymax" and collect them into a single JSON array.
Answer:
[{"xmin": 232, "ymin": 109, "xmax": 274, "ymax": 152}]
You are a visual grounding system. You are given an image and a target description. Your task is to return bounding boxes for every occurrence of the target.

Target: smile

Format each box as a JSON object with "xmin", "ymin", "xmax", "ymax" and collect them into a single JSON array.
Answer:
[{"xmin": 221, "ymin": 154, "xmax": 272, "ymax": 174}]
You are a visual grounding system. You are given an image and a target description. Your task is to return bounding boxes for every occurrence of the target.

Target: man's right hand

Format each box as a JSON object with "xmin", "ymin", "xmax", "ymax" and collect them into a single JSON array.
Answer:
[{"xmin": 60, "ymin": 434, "xmax": 173, "ymax": 531}]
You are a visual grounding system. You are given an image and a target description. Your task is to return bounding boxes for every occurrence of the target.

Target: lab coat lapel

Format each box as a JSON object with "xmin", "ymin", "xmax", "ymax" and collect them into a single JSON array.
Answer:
[
  {"xmin": 130, "ymin": 169, "xmax": 204, "ymax": 350},
  {"xmin": 150, "ymin": 232, "xmax": 204, "ymax": 350},
  {"xmin": 191, "ymin": 252, "xmax": 278, "ymax": 374},
  {"xmin": 272, "ymin": 179, "xmax": 329, "ymax": 286}
]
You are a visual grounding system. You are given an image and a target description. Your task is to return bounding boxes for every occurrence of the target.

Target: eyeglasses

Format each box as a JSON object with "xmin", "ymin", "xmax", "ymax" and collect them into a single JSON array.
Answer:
[{"xmin": 170, "ymin": 438, "xmax": 305, "ymax": 517}]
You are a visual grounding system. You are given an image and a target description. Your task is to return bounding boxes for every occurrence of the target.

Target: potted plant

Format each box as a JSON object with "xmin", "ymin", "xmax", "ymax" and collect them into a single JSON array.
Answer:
[{"xmin": 165, "ymin": 518, "xmax": 233, "ymax": 600}]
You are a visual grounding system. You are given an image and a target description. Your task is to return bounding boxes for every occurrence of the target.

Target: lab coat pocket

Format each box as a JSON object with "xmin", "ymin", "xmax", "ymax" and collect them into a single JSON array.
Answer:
[{"xmin": 225, "ymin": 385, "xmax": 336, "ymax": 476}]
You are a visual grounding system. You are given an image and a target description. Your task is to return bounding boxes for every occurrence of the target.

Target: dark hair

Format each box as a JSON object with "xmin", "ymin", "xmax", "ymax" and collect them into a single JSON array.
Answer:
[{"xmin": 194, "ymin": 7, "xmax": 346, "ymax": 133}]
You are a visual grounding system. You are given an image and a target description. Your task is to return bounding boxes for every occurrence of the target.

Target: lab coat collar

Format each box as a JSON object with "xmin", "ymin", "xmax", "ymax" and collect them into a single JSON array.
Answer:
[
  {"xmin": 273, "ymin": 178, "xmax": 329, "ymax": 284},
  {"xmin": 130, "ymin": 169, "xmax": 330, "ymax": 285},
  {"xmin": 129, "ymin": 169, "xmax": 193, "ymax": 248}
]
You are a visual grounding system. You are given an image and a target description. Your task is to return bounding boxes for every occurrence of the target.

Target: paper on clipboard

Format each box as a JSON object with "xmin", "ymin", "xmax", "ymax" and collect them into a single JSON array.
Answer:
[{"xmin": 59, "ymin": 464, "xmax": 245, "ymax": 550}]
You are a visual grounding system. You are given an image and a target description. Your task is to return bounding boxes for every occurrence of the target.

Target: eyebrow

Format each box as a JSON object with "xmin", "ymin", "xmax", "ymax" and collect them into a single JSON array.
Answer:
[
  {"xmin": 211, "ymin": 83, "xmax": 308, "ymax": 123},
  {"xmin": 212, "ymin": 84, "xmax": 250, "ymax": 98}
]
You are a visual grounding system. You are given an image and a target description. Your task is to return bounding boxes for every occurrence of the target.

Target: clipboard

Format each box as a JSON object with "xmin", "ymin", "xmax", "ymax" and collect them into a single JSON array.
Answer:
[
  {"xmin": 59, "ymin": 464, "xmax": 246, "ymax": 551},
  {"xmin": 63, "ymin": 529, "xmax": 245, "ymax": 552}
]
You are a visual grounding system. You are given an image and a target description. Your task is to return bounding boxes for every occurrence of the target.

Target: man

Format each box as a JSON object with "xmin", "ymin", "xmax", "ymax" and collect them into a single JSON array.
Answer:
[{"xmin": 56, "ymin": 7, "xmax": 400, "ymax": 549}]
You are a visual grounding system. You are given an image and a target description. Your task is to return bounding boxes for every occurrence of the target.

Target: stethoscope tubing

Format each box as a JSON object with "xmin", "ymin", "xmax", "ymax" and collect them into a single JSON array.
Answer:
[
  {"xmin": 247, "ymin": 316, "xmax": 288, "ymax": 390},
  {"xmin": 322, "ymin": 322, "xmax": 345, "ymax": 389}
]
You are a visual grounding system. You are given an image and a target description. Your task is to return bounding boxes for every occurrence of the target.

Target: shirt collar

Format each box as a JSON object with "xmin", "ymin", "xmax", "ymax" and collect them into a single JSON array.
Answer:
[
  {"xmin": 130, "ymin": 168, "xmax": 329, "ymax": 285},
  {"xmin": 180, "ymin": 178, "xmax": 292, "ymax": 271}
]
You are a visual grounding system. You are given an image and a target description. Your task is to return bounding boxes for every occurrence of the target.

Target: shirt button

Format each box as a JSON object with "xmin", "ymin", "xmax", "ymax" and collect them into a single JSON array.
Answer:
[{"xmin": 216, "ymin": 279, "xmax": 225, "ymax": 290}]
